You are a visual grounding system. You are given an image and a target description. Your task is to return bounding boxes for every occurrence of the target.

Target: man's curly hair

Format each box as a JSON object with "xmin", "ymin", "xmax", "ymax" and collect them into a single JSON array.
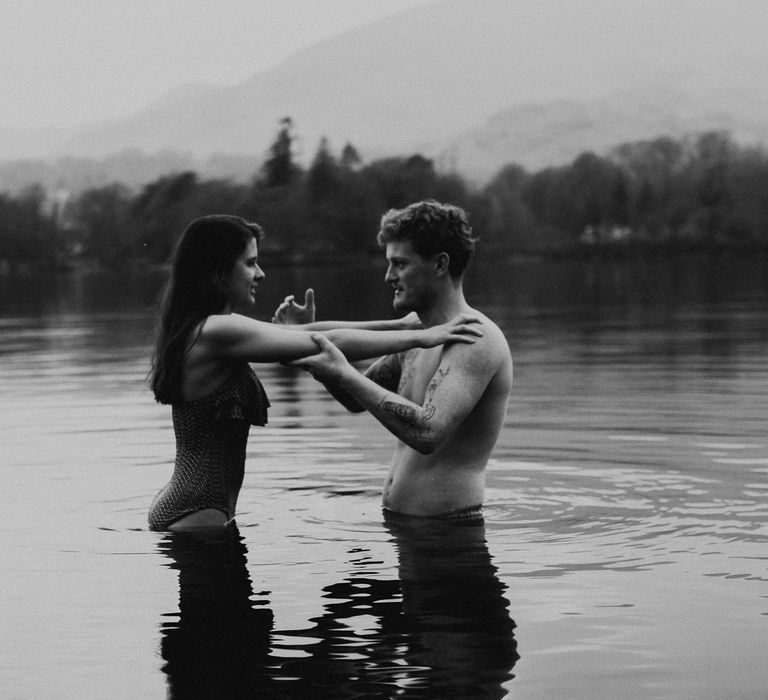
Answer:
[{"xmin": 377, "ymin": 200, "xmax": 479, "ymax": 278}]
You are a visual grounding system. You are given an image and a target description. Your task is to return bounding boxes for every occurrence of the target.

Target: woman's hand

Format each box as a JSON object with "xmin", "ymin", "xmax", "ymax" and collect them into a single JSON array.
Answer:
[
  {"xmin": 397, "ymin": 312, "xmax": 422, "ymax": 330},
  {"xmin": 420, "ymin": 313, "xmax": 483, "ymax": 348},
  {"xmin": 288, "ymin": 333, "xmax": 351, "ymax": 385},
  {"xmin": 272, "ymin": 288, "xmax": 316, "ymax": 324}
]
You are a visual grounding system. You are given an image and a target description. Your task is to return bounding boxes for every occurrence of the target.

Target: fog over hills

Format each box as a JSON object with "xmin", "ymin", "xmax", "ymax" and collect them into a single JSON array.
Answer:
[{"xmin": 2, "ymin": 0, "xmax": 767, "ymax": 185}]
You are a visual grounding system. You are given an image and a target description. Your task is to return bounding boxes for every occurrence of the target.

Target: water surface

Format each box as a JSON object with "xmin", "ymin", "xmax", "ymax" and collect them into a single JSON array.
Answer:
[{"xmin": 1, "ymin": 253, "xmax": 767, "ymax": 698}]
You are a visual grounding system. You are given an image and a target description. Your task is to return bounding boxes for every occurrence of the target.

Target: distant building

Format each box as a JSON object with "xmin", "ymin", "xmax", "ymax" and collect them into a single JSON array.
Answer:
[{"xmin": 580, "ymin": 224, "xmax": 632, "ymax": 245}]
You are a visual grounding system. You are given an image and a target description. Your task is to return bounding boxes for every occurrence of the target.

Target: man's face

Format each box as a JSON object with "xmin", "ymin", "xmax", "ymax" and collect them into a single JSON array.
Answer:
[{"xmin": 384, "ymin": 240, "xmax": 436, "ymax": 313}]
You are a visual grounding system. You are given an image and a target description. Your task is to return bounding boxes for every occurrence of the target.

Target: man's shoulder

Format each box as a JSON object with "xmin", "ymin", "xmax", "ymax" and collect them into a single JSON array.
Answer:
[
  {"xmin": 472, "ymin": 309, "xmax": 512, "ymax": 360},
  {"xmin": 443, "ymin": 309, "xmax": 511, "ymax": 372}
]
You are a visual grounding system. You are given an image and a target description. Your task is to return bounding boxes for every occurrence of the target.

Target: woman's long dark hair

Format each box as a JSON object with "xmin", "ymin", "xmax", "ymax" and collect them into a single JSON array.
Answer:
[{"xmin": 150, "ymin": 215, "xmax": 264, "ymax": 404}]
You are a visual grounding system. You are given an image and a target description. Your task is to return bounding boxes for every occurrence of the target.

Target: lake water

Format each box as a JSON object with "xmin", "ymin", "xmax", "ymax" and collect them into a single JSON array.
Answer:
[{"xmin": 1, "ymin": 252, "xmax": 767, "ymax": 699}]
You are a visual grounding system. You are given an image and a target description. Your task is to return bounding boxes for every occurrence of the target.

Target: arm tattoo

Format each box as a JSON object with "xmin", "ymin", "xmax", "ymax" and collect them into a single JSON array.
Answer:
[
  {"xmin": 381, "ymin": 400, "xmax": 417, "ymax": 424},
  {"xmin": 377, "ymin": 366, "xmax": 450, "ymax": 446},
  {"xmin": 420, "ymin": 366, "xmax": 449, "ymax": 421},
  {"xmin": 426, "ymin": 367, "xmax": 450, "ymax": 403},
  {"xmin": 397, "ymin": 355, "xmax": 416, "ymax": 393},
  {"xmin": 379, "ymin": 397, "xmax": 433, "ymax": 443}
]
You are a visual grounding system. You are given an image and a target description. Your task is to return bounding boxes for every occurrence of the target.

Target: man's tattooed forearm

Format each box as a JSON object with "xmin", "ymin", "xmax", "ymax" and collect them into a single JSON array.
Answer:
[
  {"xmin": 381, "ymin": 400, "xmax": 417, "ymax": 424},
  {"xmin": 379, "ymin": 396, "xmax": 434, "ymax": 443},
  {"xmin": 380, "ymin": 366, "xmax": 449, "ymax": 428}
]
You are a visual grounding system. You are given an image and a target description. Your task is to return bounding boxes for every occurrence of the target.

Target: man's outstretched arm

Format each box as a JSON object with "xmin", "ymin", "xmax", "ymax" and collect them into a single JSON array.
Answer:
[
  {"xmin": 291, "ymin": 335, "xmax": 494, "ymax": 454},
  {"xmin": 313, "ymin": 352, "xmax": 403, "ymax": 413}
]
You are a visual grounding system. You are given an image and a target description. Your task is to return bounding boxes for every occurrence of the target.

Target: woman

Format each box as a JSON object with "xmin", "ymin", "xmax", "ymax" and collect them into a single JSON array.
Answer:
[{"xmin": 148, "ymin": 215, "xmax": 481, "ymax": 531}]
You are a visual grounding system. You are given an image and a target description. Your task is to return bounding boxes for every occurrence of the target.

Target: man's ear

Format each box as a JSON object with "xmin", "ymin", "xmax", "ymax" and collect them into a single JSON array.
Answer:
[{"xmin": 435, "ymin": 252, "xmax": 450, "ymax": 276}]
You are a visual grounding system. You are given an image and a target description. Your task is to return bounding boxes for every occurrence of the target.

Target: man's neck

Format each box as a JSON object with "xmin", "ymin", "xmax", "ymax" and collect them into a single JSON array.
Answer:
[{"xmin": 417, "ymin": 284, "xmax": 470, "ymax": 328}]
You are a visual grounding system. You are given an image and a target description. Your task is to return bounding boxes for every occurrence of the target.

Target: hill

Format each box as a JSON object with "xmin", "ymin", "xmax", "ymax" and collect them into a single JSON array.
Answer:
[{"xmin": 1, "ymin": 0, "xmax": 766, "ymax": 187}]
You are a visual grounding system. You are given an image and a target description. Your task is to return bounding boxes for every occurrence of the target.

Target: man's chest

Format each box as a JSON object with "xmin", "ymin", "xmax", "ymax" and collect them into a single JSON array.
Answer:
[{"xmin": 397, "ymin": 348, "xmax": 443, "ymax": 401}]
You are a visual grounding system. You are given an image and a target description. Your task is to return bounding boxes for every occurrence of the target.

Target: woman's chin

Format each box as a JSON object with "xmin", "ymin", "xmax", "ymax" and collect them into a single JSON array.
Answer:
[{"xmin": 232, "ymin": 298, "xmax": 256, "ymax": 313}]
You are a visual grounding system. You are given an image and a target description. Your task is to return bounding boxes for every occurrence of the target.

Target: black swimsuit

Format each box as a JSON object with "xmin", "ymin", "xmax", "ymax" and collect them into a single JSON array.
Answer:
[{"xmin": 148, "ymin": 364, "xmax": 270, "ymax": 531}]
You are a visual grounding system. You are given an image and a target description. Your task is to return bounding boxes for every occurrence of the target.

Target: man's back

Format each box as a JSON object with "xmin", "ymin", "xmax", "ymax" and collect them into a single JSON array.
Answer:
[{"xmin": 382, "ymin": 311, "xmax": 512, "ymax": 516}]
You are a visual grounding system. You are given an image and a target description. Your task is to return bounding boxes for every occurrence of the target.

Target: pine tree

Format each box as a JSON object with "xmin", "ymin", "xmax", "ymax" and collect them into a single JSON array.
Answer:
[
  {"xmin": 340, "ymin": 142, "xmax": 362, "ymax": 170},
  {"xmin": 261, "ymin": 117, "xmax": 297, "ymax": 188}
]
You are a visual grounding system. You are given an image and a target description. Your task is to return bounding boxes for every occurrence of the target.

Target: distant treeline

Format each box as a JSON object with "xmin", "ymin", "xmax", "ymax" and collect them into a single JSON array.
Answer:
[{"xmin": 1, "ymin": 120, "xmax": 767, "ymax": 271}]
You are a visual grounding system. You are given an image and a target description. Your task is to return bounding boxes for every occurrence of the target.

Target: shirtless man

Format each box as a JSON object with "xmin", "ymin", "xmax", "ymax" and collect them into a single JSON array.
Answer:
[{"xmin": 286, "ymin": 200, "xmax": 513, "ymax": 518}]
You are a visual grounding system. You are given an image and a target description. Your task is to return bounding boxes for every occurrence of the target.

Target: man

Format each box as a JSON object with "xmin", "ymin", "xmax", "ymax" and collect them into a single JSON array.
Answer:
[{"xmin": 285, "ymin": 200, "xmax": 513, "ymax": 518}]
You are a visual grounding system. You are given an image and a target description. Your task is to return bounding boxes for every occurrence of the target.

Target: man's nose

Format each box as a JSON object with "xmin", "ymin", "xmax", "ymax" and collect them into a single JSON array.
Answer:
[{"xmin": 384, "ymin": 265, "xmax": 395, "ymax": 282}]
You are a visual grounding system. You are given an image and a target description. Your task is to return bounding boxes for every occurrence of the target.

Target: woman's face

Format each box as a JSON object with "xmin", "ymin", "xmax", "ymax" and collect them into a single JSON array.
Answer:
[{"xmin": 222, "ymin": 237, "xmax": 265, "ymax": 311}]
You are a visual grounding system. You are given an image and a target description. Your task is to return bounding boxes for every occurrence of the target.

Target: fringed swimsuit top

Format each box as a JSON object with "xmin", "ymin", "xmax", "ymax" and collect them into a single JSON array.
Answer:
[{"xmin": 148, "ymin": 364, "xmax": 270, "ymax": 531}]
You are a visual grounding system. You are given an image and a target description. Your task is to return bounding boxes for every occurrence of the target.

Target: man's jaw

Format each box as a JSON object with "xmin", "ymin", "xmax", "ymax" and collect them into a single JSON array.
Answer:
[{"xmin": 393, "ymin": 288, "xmax": 419, "ymax": 314}]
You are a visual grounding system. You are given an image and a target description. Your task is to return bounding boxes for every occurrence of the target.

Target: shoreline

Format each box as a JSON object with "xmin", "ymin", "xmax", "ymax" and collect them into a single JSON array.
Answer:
[{"xmin": 3, "ymin": 239, "xmax": 767, "ymax": 276}]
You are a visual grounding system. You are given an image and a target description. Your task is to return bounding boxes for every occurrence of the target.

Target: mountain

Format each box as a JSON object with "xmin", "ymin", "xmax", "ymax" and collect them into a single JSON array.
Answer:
[
  {"xmin": 424, "ymin": 86, "xmax": 768, "ymax": 181},
  {"xmin": 1, "ymin": 0, "xmax": 766, "ymax": 185}
]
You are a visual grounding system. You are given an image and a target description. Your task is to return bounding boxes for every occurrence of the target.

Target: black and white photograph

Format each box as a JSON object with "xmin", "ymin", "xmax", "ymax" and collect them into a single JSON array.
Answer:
[{"xmin": 1, "ymin": 1, "xmax": 767, "ymax": 698}]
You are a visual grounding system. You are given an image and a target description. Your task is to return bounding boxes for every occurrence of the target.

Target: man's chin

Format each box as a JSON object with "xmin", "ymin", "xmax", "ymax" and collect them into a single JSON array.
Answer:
[{"xmin": 392, "ymin": 297, "xmax": 408, "ymax": 312}]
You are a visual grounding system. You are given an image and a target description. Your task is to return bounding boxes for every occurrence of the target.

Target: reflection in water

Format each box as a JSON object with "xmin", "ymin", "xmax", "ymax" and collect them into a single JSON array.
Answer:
[
  {"xmin": 157, "ymin": 527, "xmax": 274, "ymax": 698},
  {"xmin": 280, "ymin": 515, "xmax": 518, "ymax": 699},
  {"xmin": 158, "ymin": 518, "xmax": 518, "ymax": 699},
  {"xmin": 381, "ymin": 514, "xmax": 519, "ymax": 698}
]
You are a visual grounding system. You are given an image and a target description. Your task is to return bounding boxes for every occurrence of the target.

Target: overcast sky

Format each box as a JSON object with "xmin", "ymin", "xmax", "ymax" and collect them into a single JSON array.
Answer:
[{"xmin": 0, "ymin": 0, "xmax": 432, "ymax": 130}]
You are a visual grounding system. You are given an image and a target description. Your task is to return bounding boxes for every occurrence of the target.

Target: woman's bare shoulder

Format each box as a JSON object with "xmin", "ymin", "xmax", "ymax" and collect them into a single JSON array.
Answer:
[{"xmin": 200, "ymin": 313, "xmax": 266, "ymax": 340}]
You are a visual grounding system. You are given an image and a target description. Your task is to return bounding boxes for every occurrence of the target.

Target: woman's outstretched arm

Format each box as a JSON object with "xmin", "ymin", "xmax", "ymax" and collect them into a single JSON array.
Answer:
[{"xmin": 199, "ymin": 313, "xmax": 481, "ymax": 365}]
